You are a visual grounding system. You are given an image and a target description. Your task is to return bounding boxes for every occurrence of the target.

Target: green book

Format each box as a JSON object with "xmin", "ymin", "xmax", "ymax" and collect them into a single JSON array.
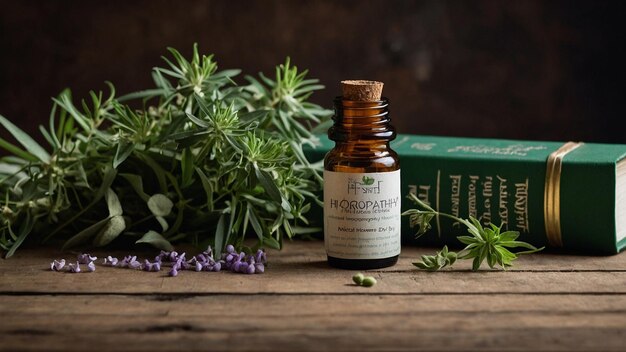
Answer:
[{"xmin": 305, "ymin": 134, "xmax": 626, "ymax": 254}]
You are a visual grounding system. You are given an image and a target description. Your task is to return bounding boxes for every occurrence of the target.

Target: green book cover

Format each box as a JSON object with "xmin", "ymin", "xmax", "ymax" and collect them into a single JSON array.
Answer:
[{"xmin": 305, "ymin": 134, "xmax": 626, "ymax": 254}]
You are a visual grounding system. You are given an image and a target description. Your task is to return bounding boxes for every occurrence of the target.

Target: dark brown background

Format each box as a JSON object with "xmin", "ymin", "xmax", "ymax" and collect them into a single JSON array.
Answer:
[{"xmin": 1, "ymin": 0, "xmax": 624, "ymax": 144}]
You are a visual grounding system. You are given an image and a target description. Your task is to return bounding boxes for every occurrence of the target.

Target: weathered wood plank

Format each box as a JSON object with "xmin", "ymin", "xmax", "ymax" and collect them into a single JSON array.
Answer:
[
  {"xmin": 2, "ymin": 294, "xmax": 626, "ymax": 316},
  {"xmin": 1, "ymin": 241, "xmax": 626, "ymax": 351},
  {"xmin": 1, "ymin": 261, "xmax": 625, "ymax": 294},
  {"xmin": 1, "ymin": 295, "xmax": 625, "ymax": 351},
  {"xmin": 1, "ymin": 242, "xmax": 625, "ymax": 295},
  {"xmin": 6, "ymin": 274, "xmax": 626, "ymax": 295},
  {"xmin": 5, "ymin": 240, "xmax": 626, "ymax": 273}
]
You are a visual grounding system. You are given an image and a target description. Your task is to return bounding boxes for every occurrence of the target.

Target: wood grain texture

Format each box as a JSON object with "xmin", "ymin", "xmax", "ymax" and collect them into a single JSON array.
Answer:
[{"xmin": 1, "ymin": 240, "xmax": 625, "ymax": 351}]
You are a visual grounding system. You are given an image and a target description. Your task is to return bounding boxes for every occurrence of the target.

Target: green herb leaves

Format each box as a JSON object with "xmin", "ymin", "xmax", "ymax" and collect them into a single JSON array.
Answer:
[
  {"xmin": 0, "ymin": 115, "xmax": 50, "ymax": 162},
  {"xmin": 0, "ymin": 44, "xmax": 331, "ymax": 257},
  {"xmin": 405, "ymin": 193, "xmax": 544, "ymax": 271},
  {"xmin": 414, "ymin": 246, "xmax": 457, "ymax": 271},
  {"xmin": 456, "ymin": 218, "xmax": 543, "ymax": 270}
]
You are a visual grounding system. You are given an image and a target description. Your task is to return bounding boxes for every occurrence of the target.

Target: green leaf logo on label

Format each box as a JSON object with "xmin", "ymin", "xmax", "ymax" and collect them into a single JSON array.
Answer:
[{"xmin": 362, "ymin": 176, "xmax": 375, "ymax": 185}]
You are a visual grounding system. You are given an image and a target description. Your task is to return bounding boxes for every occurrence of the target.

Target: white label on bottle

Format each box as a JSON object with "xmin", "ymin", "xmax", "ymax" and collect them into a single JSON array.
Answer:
[{"xmin": 323, "ymin": 170, "xmax": 401, "ymax": 259}]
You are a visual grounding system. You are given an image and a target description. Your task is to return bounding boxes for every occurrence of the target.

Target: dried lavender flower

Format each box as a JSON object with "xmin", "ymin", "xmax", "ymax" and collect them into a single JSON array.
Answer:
[
  {"xmin": 67, "ymin": 262, "xmax": 81, "ymax": 273},
  {"xmin": 168, "ymin": 251, "xmax": 179, "ymax": 262},
  {"xmin": 254, "ymin": 250, "xmax": 267, "ymax": 264},
  {"xmin": 77, "ymin": 253, "xmax": 97, "ymax": 264},
  {"xmin": 232, "ymin": 260, "xmax": 242, "ymax": 272},
  {"xmin": 103, "ymin": 256, "xmax": 119, "ymax": 266},
  {"xmin": 169, "ymin": 267, "xmax": 178, "ymax": 277},
  {"xmin": 173, "ymin": 252, "xmax": 189, "ymax": 270},
  {"xmin": 142, "ymin": 259, "xmax": 152, "ymax": 271},
  {"xmin": 50, "ymin": 244, "xmax": 267, "ymax": 277},
  {"xmin": 141, "ymin": 259, "xmax": 161, "ymax": 272},
  {"xmin": 246, "ymin": 264, "xmax": 255, "ymax": 275},
  {"xmin": 128, "ymin": 259, "xmax": 141, "ymax": 270},
  {"xmin": 50, "ymin": 259, "xmax": 66, "ymax": 271},
  {"xmin": 254, "ymin": 263, "xmax": 265, "ymax": 274},
  {"xmin": 119, "ymin": 255, "xmax": 137, "ymax": 268}
]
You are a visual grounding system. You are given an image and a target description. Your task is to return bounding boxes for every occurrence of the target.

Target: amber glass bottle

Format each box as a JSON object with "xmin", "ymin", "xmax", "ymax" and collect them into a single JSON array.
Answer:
[{"xmin": 323, "ymin": 80, "xmax": 401, "ymax": 270}]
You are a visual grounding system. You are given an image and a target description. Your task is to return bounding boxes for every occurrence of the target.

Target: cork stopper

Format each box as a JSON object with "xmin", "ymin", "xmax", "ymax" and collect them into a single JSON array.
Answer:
[{"xmin": 341, "ymin": 80, "xmax": 384, "ymax": 101}]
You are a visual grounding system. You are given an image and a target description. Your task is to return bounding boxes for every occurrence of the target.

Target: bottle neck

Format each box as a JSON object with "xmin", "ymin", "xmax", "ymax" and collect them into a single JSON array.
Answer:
[{"xmin": 328, "ymin": 97, "xmax": 395, "ymax": 144}]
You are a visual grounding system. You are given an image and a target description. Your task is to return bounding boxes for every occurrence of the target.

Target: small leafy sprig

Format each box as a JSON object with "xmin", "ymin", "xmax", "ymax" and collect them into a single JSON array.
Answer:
[
  {"xmin": 403, "ymin": 193, "xmax": 544, "ymax": 271},
  {"xmin": 414, "ymin": 245, "xmax": 457, "ymax": 271}
]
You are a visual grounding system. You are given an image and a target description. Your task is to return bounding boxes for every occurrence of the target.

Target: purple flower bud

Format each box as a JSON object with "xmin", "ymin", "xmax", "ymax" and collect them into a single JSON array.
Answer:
[
  {"xmin": 255, "ymin": 250, "xmax": 267, "ymax": 264},
  {"xmin": 226, "ymin": 254, "xmax": 234, "ymax": 262},
  {"xmin": 196, "ymin": 254, "xmax": 207, "ymax": 263},
  {"xmin": 68, "ymin": 262, "xmax": 81, "ymax": 273},
  {"xmin": 103, "ymin": 256, "xmax": 119, "ymax": 266},
  {"xmin": 87, "ymin": 261, "xmax": 96, "ymax": 272},
  {"xmin": 142, "ymin": 259, "xmax": 152, "ymax": 271},
  {"xmin": 240, "ymin": 262, "xmax": 250, "ymax": 273},
  {"xmin": 168, "ymin": 251, "xmax": 179, "ymax": 262},
  {"xmin": 246, "ymin": 264, "xmax": 255, "ymax": 274},
  {"xmin": 212, "ymin": 262, "xmax": 221, "ymax": 272},
  {"xmin": 128, "ymin": 260, "xmax": 141, "ymax": 270},
  {"xmin": 169, "ymin": 267, "xmax": 178, "ymax": 277},
  {"xmin": 120, "ymin": 255, "xmax": 137, "ymax": 268},
  {"xmin": 77, "ymin": 253, "xmax": 97, "ymax": 264},
  {"xmin": 225, "ymin": 244, "xmax": 235, "ymax": 253},
  {"xmin": 255, "ymin": 263, "xmax": 265, "ymax": 274},
  {"xmin": 50, "ymin": 259, "xmax": 66, "ymax": 271},
  {"xmin": 151, "ymin": 262, "xmax": 161, "ymax": 272},
  {"xmin": 233, "ymin": 261, "xmax": 242, "ymax": 272},
  {"xmin": 195, "ymin": 261, "xmax": 203, "ymax": 272},
  {"xmin": 245, "ymin": 255, "xmax": 255, "ymax": 265},
  {"xmin": 177, "ymin": 255, "xmax": 191, "ymax": 270}
]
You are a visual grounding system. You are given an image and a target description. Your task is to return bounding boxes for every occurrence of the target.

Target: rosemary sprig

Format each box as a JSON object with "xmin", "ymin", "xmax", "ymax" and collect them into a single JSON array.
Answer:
[
  {"xmin": 403, "ymin": 193, "xmax": 544, "ymax": 271},
  {"xmin": 0, "ymin": 44, "xmax": 332, "ymax": 258}
]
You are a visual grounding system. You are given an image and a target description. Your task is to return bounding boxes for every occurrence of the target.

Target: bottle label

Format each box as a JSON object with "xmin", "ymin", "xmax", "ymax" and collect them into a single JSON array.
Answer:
[{"xmin": 323, "ymin": 170, "xmax": 401, "ymax": 259}]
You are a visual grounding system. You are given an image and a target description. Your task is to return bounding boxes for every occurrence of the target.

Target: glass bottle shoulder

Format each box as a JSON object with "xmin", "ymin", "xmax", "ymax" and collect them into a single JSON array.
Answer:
[{"xmin": 324, "ymin": 144, "xmax": 399, "ymax": 173}]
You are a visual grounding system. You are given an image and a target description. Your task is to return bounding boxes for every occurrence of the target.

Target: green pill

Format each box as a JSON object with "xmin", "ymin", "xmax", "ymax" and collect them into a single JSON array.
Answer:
[
  {"xmin": 361, "ymin": 276, "xmax": 377, "ymax": 287},
  {"xmin": 352, "ymin": 273, "xmax": 365, "ymax": 285}
]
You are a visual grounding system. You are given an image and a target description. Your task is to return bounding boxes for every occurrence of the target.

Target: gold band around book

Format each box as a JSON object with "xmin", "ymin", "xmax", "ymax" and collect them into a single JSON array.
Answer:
[{"xmin": 543, "ymin": 141, "xmax": 584, "ymax": 247}]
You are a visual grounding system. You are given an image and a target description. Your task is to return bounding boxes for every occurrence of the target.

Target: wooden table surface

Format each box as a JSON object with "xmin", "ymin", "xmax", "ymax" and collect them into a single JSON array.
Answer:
[{"xmin": 1, "ymin": 240, "xmax": 625, "ymax": 351}]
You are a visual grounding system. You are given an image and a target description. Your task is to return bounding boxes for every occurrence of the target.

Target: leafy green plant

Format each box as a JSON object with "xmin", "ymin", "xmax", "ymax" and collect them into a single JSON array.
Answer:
[
  {"xmin": 403, "ymin": 193, "xmax": 543, "ymax": 271},
  {"xmin": 0, "ymin": 44, "xmax": 331, "ymax": 258}
]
